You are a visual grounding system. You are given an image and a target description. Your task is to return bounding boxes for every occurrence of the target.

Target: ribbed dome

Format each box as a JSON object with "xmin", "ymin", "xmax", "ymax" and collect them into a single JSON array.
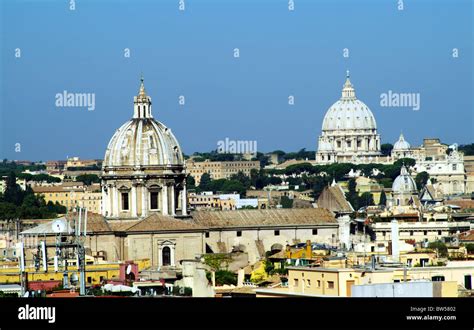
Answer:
[
  {"xmin": 104, "ymin": 119, "xmax": 184, "ymax": 167},
  {"xmin": 393, "ymin": 133, "xmax": 410, "ymax": 150},
  {"xmin": 103, "ymin": 78, "xmax": 184, "ymax": 167},
  {"xmin": 321, "ymin": 75, "xmax": 377, "ymax": 131},
  {"xmin": 392, "ymin": 165, "xmax": 417, "ymax": 193}
]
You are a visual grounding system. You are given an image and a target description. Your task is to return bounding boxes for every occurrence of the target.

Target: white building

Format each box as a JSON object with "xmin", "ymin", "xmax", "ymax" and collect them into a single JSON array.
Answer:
[
  {"xmin": 316, "ymin": 72, "xmax": 382, "ymax": 164},
  {"xmin": 412, "ymin": 145, "xmax": 466, "ymax": 196}
]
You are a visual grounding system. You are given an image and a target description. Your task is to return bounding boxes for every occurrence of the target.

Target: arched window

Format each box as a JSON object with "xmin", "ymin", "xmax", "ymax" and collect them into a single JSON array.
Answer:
[{"xmin": 162, "ymin": 246, "xmax": 171, "ymax": 266}]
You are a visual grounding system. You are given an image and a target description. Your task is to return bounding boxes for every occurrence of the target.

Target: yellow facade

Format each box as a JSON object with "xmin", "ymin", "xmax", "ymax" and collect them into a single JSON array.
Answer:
[
  {"xmin": 187, "ymin": 159, "xmax": 260, "ymax": 184},
  {"xmin": 0, "ymin": 264, "xmax": 120, "ymax": 286},
  {"xmin": 34, "ymin": 184, "xmax": 102, "ymax": 213},
  {"xmin": 0, "ymin": 258, "xmax": 150, "ymax": 286},
  {"xmin": 287, "ymin": 264, "xmax": 472, "ymax": 297}
]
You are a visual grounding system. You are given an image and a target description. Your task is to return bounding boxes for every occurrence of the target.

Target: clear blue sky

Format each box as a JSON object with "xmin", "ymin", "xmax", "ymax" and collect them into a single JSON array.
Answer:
[{"xmin": 1, "ymin": 0, "xmax": 472, "ymax": 161}]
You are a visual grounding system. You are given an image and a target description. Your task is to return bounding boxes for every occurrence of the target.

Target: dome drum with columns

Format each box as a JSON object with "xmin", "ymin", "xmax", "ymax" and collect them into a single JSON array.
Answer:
[
  {"xmin": 316, "ymin": 72, "xmax": 381, "ymax": 164},
  {"xmin": 101, "ymin": 77, "xmax": 188, "ymax": 219}
]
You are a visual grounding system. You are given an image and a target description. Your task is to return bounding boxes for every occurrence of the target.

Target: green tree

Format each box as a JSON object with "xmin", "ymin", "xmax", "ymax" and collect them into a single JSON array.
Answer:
[
  {"xmin": 280, "ymin": 196, "xmax": 293, "ymax": 208},
  {"xmin": 394, "ymin": 158, "xmax": 416, "ymax": 167},
  {"xmin": 379, "ymin": 190, "xmax": 387, "ymax": 206},
  {"xmin": 346, "ymin": 178, "xmax": 359, "ymax": 210},
  {"xmin": 230, "ymin": 171, "xmax": 251, "ymax": 189},
  {"xmin": 415, "ymin": 171, "xmax": 429, "ymax": 190},
  {"xmin": 381, "ymin": 143, "xmax": 393, "ymax": 156},
  {"xmin": 458, "ymin": 144, "xmax": 474, "ymax": 156},
  {"xmin": 428, "ymin": 241, "xmax": 448, "ymax": 258},
  {"xmin": 359, "ymin": 192, "xmax": 374, "ymax": 208},
  {"xmin": 199, "ymin": 173, "xmax": 211, "ymax": 191},
  {"xmin": 3, "ymin": 172, "xmax": 23, "ymax": 205},
  {"xmin": 186, "ymin": 175, "xmax": 196, "ymax": 190},
  {"xmin": 465, "ymin": 244, "xmax": 474, "ymax": 254},
  {"xmin": 311, "ymin": 176, "xmax": 330, "ymax": 200},
  {"xmin": 76, "ymin": 174, "xmax": 100, "ymax": 185},
  {"xmin": 0, "ymin": 202, "xmax": 18, "ymax": 220}
]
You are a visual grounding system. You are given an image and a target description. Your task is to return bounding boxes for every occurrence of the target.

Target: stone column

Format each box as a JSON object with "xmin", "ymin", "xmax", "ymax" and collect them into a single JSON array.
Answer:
[
  {"xmin": 113, "ymin": 186, "xmax": 119, "ymax": 217},
  {"xmin": 108, "ymin": 185, "xmax": 113, "ymax": 216},
  {"xmin": 101, "ymin": 185, "xmax": 107, "ymax": 216},
  {"xmin": 131, "ymin": 185, "xmax": 137, "ymax": 218},
  {"xmin": 170, "ymin": 185, "xmax": 176, "ymax": 216},
  {"xmin": 182, "ymin": 184, "xmax": 187, "ymax": 216},
  {"xmin": 141, "ymin": 185, "xmax": 147, "ymax": 218},
  {"xmin": 158, "ymin": 245, "xmax": 163, "ymax": 267},
  {"xmin": 162, "ymin": 184, "xmax": 169, "ymax": 215},
  {"xmin": 170, "ymin": 245, "xmax": 175, "ymax": 266}
]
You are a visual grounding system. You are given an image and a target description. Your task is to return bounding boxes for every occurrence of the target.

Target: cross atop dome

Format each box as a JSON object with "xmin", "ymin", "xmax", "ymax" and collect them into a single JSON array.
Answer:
[{"xmin": 138, "ymin": 74, "xmax": 147, "ymax": 98}]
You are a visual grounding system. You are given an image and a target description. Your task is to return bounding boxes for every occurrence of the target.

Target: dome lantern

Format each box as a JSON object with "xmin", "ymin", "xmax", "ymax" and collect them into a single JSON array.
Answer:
[
  {"xmin": 133, "ymin": 76, "xmax": 153, "ymax": 119},
  {"xmin": 341, "ymin": 70, "xmax": 356, "ymax": 100}
]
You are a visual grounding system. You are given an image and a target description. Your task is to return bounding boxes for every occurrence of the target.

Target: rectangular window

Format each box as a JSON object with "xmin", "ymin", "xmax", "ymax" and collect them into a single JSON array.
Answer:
[
  {"xmin": 312, "ymin": 229, "xmax": 318, "ymax": 235},
  {"xmin": 327, "ymin": 281, "xmax": 334, "ymax": 289},
  {"xmin": 274, "ymin": 230, "xmax": 280, "ymax": 236},
  {"xmin": 423, "ymin": 230, "xmax": 428, "ymax": 235},
  {"xmin": 410, "ymin": 231, "xmax": 413, "ymax": 236},
  {"xmin": 307, "ymin": 279, "xmax": 311, "ymax": 287},
  {"xmin": 87, "ymin": 277, "xmax": 92, "ymax": 284},
  {"xmin": 150, "ymin": 192, "xmax": 159, "ymax": 209},
  {"xmin": 237, "ymin": 231, "xmax": 242, "ymax": 237},
  {"xmin": 205, "ymin": 232, "xmax": 210, "ymax": 238},
  {"xmin": 122, "ymin": 192, "xmax": 129, "ymax": 210},
  {"xmin": 317, "ymin": 280, "xmax": 321, "ymax": 288},
  {"xmin": 438, "ymin": 230, "xmax": 442, "ymax": 235},
  {"xmin": 293, "ymin": 279, "xmax": 299, "ymax": 287}
]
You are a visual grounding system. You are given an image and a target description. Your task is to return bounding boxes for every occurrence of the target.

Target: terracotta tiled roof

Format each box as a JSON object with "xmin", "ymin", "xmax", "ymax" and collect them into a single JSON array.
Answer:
[
  {"xmin": 65, "ymin": 212, "xmax": 111, "ymax": 233},
  {"xmin": 124, "ymin": 214, "xmax": 204, "ymax": 232},
  {"xmin": 32, "ymin": 186, "xmax": 83, "ymax": 193},
  {"xmin": 317, "ymin": 185, "xmax": 354, "ymax": 213},
  {"xmin": 458, "ymin": 229, "xmax": 474, "ymax": 242},
  {"xmin": 447, "ymin": 200, "xmax": 474, "ymax": 210},
  {"xmin": 191, "ymin": 208, "xmax": 336, "ymax": 228}
]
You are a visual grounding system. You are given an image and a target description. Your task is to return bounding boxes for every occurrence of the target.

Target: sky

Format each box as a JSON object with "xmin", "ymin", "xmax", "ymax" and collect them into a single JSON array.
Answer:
[{"xmin": 0, "ymin": 0, "xmax": 473, "ymax": 161}]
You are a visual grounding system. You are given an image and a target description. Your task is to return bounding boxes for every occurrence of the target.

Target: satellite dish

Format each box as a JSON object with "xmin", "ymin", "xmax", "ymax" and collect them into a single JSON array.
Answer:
[
  {"xmin": 52, "ymin": 220, "xmax": 65, "ymax": 233},
  {"xmin": 126, "ymin": 264, "xmax": 132, "ymax": 275}
]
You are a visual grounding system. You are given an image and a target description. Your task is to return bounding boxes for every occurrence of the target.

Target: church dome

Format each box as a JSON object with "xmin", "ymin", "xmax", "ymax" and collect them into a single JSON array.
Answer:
[
  {"xmin": 103, "ymin": 78, "xmax": 184, "ymax": 168},
  {"xmin": 393, "ymin": 133, "xmax": 410, "ymax": 150},
  {"xmin": 392, "ymin": 165, "xmax": 417, "ymax": 193},
  {"xmin": 321, "ymin": 73, "xmax": 377, "ymax": 131}
]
